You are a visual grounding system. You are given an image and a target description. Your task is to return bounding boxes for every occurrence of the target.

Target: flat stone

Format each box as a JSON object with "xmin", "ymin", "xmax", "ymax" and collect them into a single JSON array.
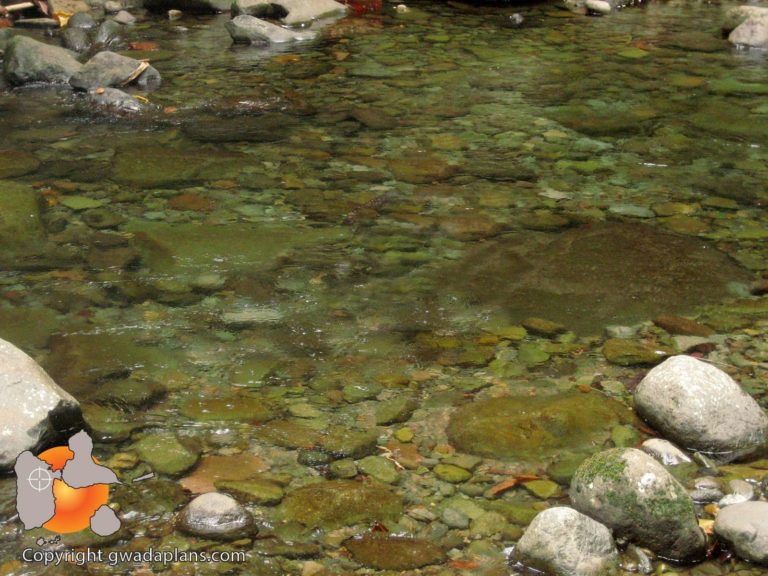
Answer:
[
  {"xmin": 278, "ymin": 479, "xmax": 402, "ymax": 528},
  {"xmin": 215, "ymin": 478, "xmax": 285, "ymax": 505},
  {"xmin": 433, "ymin": 222, "xmax": 749, "ymax": 335},
  {"xmin": 226, "ymin": 15, "xmax": 314, "ymax": 44},
  {"xmin": 132, "ymin": 434, "xmax": 200, "ymax": 476},
  {"xmin": 603, "ymin": 338, "xmax": 664, "ymax": 366},
  {"xmin": 447, "ymin": 392, "xmax": 635, "ymax": 463},
  {"xmin": 345, "ymin": 534, "xmax": 444, "ymax": 570}
]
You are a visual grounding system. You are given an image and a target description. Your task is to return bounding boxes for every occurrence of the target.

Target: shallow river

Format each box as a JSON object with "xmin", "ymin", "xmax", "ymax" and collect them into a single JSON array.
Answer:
[{"xmin": 0, "ymin": 0, "xmax": 767, "ymax": 574}]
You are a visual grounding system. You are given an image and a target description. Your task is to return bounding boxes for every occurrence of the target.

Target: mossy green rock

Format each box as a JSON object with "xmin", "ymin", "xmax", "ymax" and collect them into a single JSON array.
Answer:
[
  {"xmin": 0, "ymin": 181, "xmax": 44, "ymax": 251},
  {"xmin": 375, "ymin": 397, "xmax": 418, "ymax": 425},
  {"xmin": 133, "ymin": 434, "xmax": 200, "ymax": 476},
  {"xmin": 319, "ymin": 426, "xmax": 379, "ymax": 459},
  {"xmin": 344, "ymin": 534, "xmax": 445, "ymax": 570},
  {"xmin": 433, "ymin": 463, "xmax": 472, "ymax": 483},
  {"xmin": 278, "ymin": 479, "xmax": 402, "ymax": 528},
  {"xmin": 522, "ymin": 479, "xmax": 562, "ymax": 499},
  {"xmin": 82, "ymin": 403, "xmax": 142, "ymax": 443},
  {"xmin": 570, "ymin": 448, "xmax": 706, "ymax": 562},
  {"xmin": 357, "ymin": 456, "xmax": 399, "ymax": 484},
  {"xmin": 447, "ymin": 392, "xmax": 635, "ymax": 463},
  {"xmin": 603, "ymin": 338, "xmax": 663, "ymax": 366},
  {"xmin": 255, "ymin": 420, "xmax": 319, "ymax": 449},
  {"xmin": 0, "ymin": 150, "xmax": 40, "ymax": 179},
  {"xmin": 215, "ymin": 478, "xmax": 285, "ymax": 505}
]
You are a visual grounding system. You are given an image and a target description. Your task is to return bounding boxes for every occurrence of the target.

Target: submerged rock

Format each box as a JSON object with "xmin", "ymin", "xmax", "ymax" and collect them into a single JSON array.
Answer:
[
  {"xmin": 70, "ymin": 51, "xmax": 161, "ymax": 91},
  {"xmin": 634, "ymin": 355, "xmax": 768, "ymax": 460},
  {"xmin": 3, "ymin": 36, "xmax": 81, "ymax": 85},
  {"xmin": 344, "ymin": 534, "xmax": 444, "ymax": 570},
  {"xmin": 447, "ymin": 392, "xmax": 635, "ymax": 463},
  {"xmin": 178, "ymin": 492, "xmax": 254, "ymax": 540},
  {"xmin": 226, "ymin": 15, "xmax": 314, "ymax": 44},
  {"xmin": 570, "ymin": 448, "xmax": 707, "ymax": 562},
  {"xmin": 714, "ymin": 501, "xmax": 768, "ymax": 564},
  {"xmin": 434, "ymin": 222, "xmax": 749, "ymax": 335},
  {"xmin": 0, "ymin": 338, "xmax": 83, "ymax": 471},
  {"xmin": 86, "ymin": 87, "xmax": 143, "ymax": 114},
  {"xmin": 278, "ymin": 479, "xmax": 402, "ymax": 528},
  {"xmin": 641, "ymin": 439, "xmax": 692, "ymax": 466},
  {"xmin": 513, "ymin": 507, "xmax": 619, "ymax": 576}
]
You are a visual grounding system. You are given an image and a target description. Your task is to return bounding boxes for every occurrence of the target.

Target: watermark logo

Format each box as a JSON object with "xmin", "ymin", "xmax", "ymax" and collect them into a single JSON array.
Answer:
[{"xmin": 14, "ymin": 430, "xmax": 121, "ymax": 535}]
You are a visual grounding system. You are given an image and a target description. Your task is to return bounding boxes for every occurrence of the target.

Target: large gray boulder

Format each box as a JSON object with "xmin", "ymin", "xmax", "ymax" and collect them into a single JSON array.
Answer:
[
  {"xmin": 177, "ymin": 492, "xmax": 254, "ymax": 540},
  {"xmin": 729, "ymin": 17, "xmax": 768, "ymax": 48},
  {"xmin": 634, "ymin": 355, "xmax": 768, "ymax": 460},
  {"xmin": 513, "ymin": 507, "xmax": 619, "ymax": 576},
  {"xmin": 0, "ymin": 338, "xmax": 83, "ymax": 471},
  {"xmin": 226, "ymin": 15, "xmax": 314, "ymax": 44},
  {"xmin": 70, "ymin": 51, "xmax": 161, "ymax": 91},
  {"xmin": 3, "ymin": 36, "xmax": 82, "ymax": 85},
  {"xmin": 714, "ymin": 501, "xmax": 768, "ymax": 564},
  {"xmin": 570, "ymin": 448, "xmax": 707, "ymax": 562}
]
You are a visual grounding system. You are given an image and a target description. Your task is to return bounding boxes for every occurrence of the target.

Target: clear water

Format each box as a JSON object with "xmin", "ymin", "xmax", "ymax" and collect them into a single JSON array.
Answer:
[{"xmin": 0, "ymin": 0, "xmax": 767, "ymax": 573}]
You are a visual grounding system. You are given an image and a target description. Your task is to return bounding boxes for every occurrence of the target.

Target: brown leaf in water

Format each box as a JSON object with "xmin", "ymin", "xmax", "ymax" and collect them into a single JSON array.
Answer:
[
  {"xmin": 129, "ymin": 41, "xmax": 159, "ymax": 51},
  {"xmin": 488, "ymin": 477, "xmax": 518, "ymax": 496},
  {"xmin": 179, "ymin": 454, "xmax": 268, "ymax": 494}
]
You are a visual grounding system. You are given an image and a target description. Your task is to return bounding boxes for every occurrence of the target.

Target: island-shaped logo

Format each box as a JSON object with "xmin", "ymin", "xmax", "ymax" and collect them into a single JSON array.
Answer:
[{"xmin": 14, "ymin": 430, "xmax": 121, "ymax": 536}]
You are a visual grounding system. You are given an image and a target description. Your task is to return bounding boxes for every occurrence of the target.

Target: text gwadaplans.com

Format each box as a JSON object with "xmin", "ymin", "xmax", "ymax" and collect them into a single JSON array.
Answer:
[{"xmin": 22, "ymin": 547, "xmax": 247, "ymax": 567}]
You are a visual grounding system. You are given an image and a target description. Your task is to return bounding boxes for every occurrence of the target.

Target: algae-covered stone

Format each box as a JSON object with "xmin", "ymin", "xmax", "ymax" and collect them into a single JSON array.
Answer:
[
  {"xmin": 3, "ymin": 36, "xmax": 81, "ymax": 85},
  {"xmin": 523, "ymin": 479, "xmax": 562, "ymax": 499},
  {"xmin": 319, "ymin": 426, "xmax": 379, "ymax": 459},
  {"xmin": 375, "ymin": 397, "xmax": 418, "ymax": 425},
  {"xmin": 90, "ymin": 377, "xmax": 166, "ymax": 409},
  {"xmin": 255, "ymin": 420, "xmax": 319, "ymax": 449},
  {"xmin": 278, "ymin": 479, "xmax": 402, "ymax": 528},
  {"xmin": 358, "ymin": 456, "xmax": 399, "ymax": 484},
  {"xmin": 522, "ymin": 317, "xmax": 566, "ymax": 337},
  {"xmin": 215, "ymin": 478, "xmax": 285, "ymax": 505},
  {"xmin": 329, "ymin": 459, "xmax": 357, "ymax": 479},
  {"xmin": 133, "ymin": 433, "xmax": 200, "ymax": 476},
  {"xmin": 433, "ymin": 463, "xmax": 472, "ymax": 483},
  {"xmin": 603, "ymin": 338, "xmax": 663, "ymax": 366},
  {"xmin": 513, "ymin": 507, "xmax": 619, "ymax": 576},
  {"xmin": 82, "ymin": 404, "xmax": 142, "ymax": 442},
  {"xmin": 447, "ymin": 392, "xmax": 634, "ymax": 462},
  {"xmin": 570, "ymin": 448, "xmax": 706, "ymax": 562},
  {"xmin": 0, "ymin": 181, "xmax": 45, "ymax": 251},
  {"xmin": 634, "ymin": 355, "xmax": 768, "ymax": 460},
  {"xmin": 345, "ymin": 533, "xmax": 444, "ymax": 570},
  {"xmin": 0, "ymin": 151, "xmax": 40, "ymax": 179},
  {"xmin": 342, "ymin": 381, "xmax": 382, "ymax": 403}
]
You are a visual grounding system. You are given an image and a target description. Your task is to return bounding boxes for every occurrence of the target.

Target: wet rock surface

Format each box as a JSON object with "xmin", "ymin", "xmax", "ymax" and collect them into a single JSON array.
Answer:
[
  {"xmin": 447, "ymin": 392, "xmax": 635, "ymax": 463},
  {"xmin": 635, "ymin": 355, "xmax": 768, "ymax": 460},
  {"xmin": 570, "ymin": 448, "xmax": 707, "ymax": 561},
  {"xmin": 177, "ymin": 492, "xmax": 254, "ymax": 540},
  {"xmin": 714, "ymin": 501, "xmax": 768, "ymax": 564},
  {"xmin": 3, "ymin": 35, "xmax": 81, "ymax": 85},
  {"xmin": 0, "ymin": 338, "xmax": 82, "ymax": 470},
  {"xmin": 278, "ymin": 479, "xmax": 402, "ymax": 528},
  {"xmin": 344, "ymin": 533, "xmax": 445, "ymax": 570},
  {"xmin": 513, "ymin": 507, "xmax": 619, "ymax": 576}
]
